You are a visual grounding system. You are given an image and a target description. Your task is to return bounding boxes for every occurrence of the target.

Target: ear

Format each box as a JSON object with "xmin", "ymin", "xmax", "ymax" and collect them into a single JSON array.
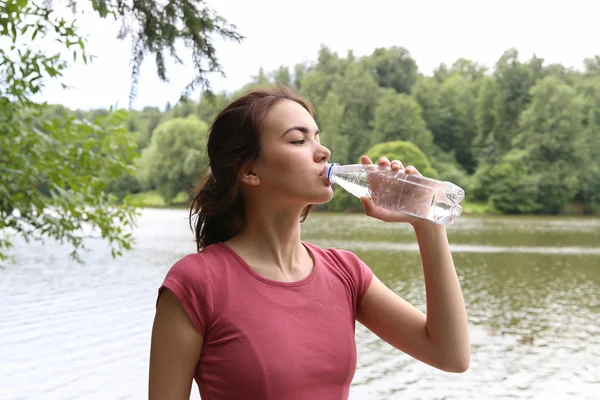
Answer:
[{"xmin": 239, "ymin": 164, "xmax": 261, "ymax": 186}]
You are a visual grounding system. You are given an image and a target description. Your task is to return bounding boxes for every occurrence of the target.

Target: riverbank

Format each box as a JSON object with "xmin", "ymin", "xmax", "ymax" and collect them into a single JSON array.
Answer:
[{"xmin": 126, "ymin": 191, "xmax": 597, "ymax": 217}]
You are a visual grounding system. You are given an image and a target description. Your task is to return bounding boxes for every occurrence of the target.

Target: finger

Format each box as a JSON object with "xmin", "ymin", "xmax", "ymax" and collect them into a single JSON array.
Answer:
[
  {"xmin": 405, "ymin": 165, "xmax": 422, "ymax": 176},
  {"xmin": 390, "ymin": 159, "xmax": 404, "ymax": 171},
  {"xmin": 360, "ymin": 197, "xmax": 374, "ymax": 217},
  {"xmin": 377, "ymin": 156, "xmax": 391, "ymax": 169},
  {"xmin": 361, "ymin": 155, "xmax": 373, "ymax": 165}
]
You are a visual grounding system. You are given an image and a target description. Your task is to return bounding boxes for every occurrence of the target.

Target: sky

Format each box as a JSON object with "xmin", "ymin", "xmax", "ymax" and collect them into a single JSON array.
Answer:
[{"xmin": 38, "ymin": 0, "xmax": 600, "ymax": 111}]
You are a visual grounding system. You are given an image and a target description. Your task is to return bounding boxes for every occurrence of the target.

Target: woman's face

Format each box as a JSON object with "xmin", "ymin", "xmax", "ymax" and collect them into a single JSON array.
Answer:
[{"xmin": 246, "ymin": 99, "xmax": 333, "ymax": 207}]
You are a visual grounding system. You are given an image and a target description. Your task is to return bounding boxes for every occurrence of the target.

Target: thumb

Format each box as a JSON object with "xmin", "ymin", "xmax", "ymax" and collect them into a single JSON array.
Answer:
[{"xmin": 360, "ymin": 197, "xmax": 373, "ymax": 215}]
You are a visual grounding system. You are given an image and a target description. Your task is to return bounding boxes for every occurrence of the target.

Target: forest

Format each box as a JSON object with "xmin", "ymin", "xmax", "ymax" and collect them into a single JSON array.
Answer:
[{"xmin": 55, "ymin": 45, "xmax": 599, "ymax": 215}]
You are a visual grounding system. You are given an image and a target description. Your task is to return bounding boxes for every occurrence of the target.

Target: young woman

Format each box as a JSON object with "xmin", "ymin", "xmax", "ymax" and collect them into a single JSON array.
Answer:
[{"xmin": 148, "ymin": 86, "xmax": 470, "ymax": 400}]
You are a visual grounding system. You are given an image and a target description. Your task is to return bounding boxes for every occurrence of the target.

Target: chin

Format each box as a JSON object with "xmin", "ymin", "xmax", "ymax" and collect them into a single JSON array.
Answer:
[{"xmin": 311, "ymin": 187, "xmax": 334, "ymax": 205}]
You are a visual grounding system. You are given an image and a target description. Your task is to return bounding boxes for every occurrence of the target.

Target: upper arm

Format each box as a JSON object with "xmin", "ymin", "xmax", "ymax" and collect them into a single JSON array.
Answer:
[
  {"xmin": 149, "ymin": 288, "xmax": 204, "ymax": 400},
  {"xmin": 356, "ymin": 275, "xmax": 441, "ymax": 370}
]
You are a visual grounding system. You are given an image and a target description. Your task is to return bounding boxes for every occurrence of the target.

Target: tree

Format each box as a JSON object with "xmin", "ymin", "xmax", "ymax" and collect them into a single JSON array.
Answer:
[
  {"xmin": 475, "ymin": 76, "xmax": 498, "ymax": 141},
  {"xmin": 272, "ymin": 66, "xmax": 292, "ymax": 87},
  {"xmin": 196, "ymin": 92, "xmax": 230, "ymax": 126},
  {"xmin": 89, "ymin": 0, "xmax": 243, "ymax": 105},
  {"xmin": 413, "ymin": 76, "xmax": 444, "ymax": 143},
  {"xmin": 332, "ymin": 61, "xmax": 380, "ymax": 161},
  {"xmin": 368, "ymin": 46, "xmax": 418, "ymax": 94},
  {"xmin": 138, "ymin": 116, "xmax": 209, "ymax": 203},
  {"xmin": 515, "ymin": 76, "xmax": 583, "ymax": 166},
  {"xmin": 574, "ymin": 76, "xmax": 600, "ymax": 213},
  {"xmin": 372, "ymin": 90, "xmax": 433, "ymax": 153},
  {"xmin": 318, "ymin": 92, "xmax": 349, "ymax": 164},
  {"xmin": 436, "ymin": 75, "xmax": 479, "ymax": 172},
  {"xmin": 492, "ymin": 48, "xmax": 542, "ymax": 153},
  {"xmin": 486, "ymin": 76, "xmax": 584, "ymax": 214},
  {"xmin": 127, "ymin": 106, "xmax": 163, "ymax": 150},
  {"xmin": 0, "ymin": 0, "xmax": 242, "ymax": 262},
  {"xmin": 584, "ymin": 56, "xmax": 600, "ymax": 75}
]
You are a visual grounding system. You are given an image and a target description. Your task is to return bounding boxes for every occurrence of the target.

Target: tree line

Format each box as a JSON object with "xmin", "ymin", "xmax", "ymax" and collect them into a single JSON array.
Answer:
[
  {"xmin": 67, "ymin": 46, "xmax": 600, "ymax": 215},
  {"xmin": 3, "ymin": 0, "xmax": 599, "ymax": 263}
]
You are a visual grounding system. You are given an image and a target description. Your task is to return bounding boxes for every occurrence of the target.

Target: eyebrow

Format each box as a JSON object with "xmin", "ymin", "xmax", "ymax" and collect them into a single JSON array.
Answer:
[{"xmin": 282, "ymin": 125, "xmax": 320, "ymax": 137}]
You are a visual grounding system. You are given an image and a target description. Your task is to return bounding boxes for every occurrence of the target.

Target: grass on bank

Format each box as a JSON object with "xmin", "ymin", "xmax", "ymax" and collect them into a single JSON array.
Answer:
[{"xmin": 127, "ymin": 191, "xmax": 498, "ymax": 215}]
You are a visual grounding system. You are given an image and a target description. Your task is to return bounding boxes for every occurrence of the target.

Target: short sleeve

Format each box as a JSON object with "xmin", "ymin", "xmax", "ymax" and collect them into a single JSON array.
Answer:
[
  {"xmin": 158, "ymin": 254, "xmax": 213, "ymax": 336},
  {"xmin": 344, "ymin": 250, "xmax": 373, "ymax": 302},
  {"xmin": 325, "ymin": 247, "xmax": 374, "ymax": 306}
]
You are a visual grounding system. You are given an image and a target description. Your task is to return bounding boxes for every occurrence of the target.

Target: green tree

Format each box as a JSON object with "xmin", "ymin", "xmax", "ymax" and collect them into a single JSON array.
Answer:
[
  {"xmin": 584, "ymin": 56, "xmax": 600, "ymax": 75},
  {"xmin": 488, "ymin": 76, "xmax": 584, "ymax": 214},
  {"xmin": 436, "ymin": 74, "xmax": 479, "ymax": 172},
  {"xmin": 315, "ymin": 45, "xmax": 345, "ymax": 76},
  {"xmin": 89, "ymin": 0, "xmax": 243, "ymax": 104},
  {"xmin": 475, "ymin": 77, "xmax": 498, "ymax": 140},
  {"xmin": 128, "ymin": 106, "xmax": 163, "ymax": 150},
  {"xmin": 299, "ymin": 70, "xmax": 341, "ymax": 112},
  {"xmin": 486, "ymin": 150, "xmax": 541, "ymax": 214},
  {"xmin": 1, "ymin": 0, "xmax": 242, "ymax": 262},
  {"xmin": 449, "ymin": 58, "xmax": 488, "ymax": 82},
  {"xmin": 575, "ymin": 76, "xmax": 600, "ymax": 213},
  {"xmin": 372, "ymin": 90, "xmax": 433, "ymax": 153},
  {"xmin": 272, "ymin": 66, "xmax": 292, "ymax": 86},
  {"xmin": 138, "ymin": 116, "xmax": 209, "ymax": 203},
  {"xmin": 293, "ymin": 63, "xmax": 307, "ymax": 91},
  {"xmin": 368, "ymin": 46, "xmax": 418, "ymax": 94},
  {"xmin": 413, "ymin": 76, "xmax": 444, "ymax": 143},
  {"xmin": 0, "ymin": 1, "xmax": 140, "ymax": 262},
  {"xmin": 492, "ymin": 48, "xmax": 543, "ymax": 153},
  {"xmin": 318, "ymin": 92, "xmax": 349, "ymax": 164},
  {"xmin": 196, "ymin": 92, "xmax": 230, "ymax": 126},
  {"xmin": 332, "ymin": 61, "xmax": 380, "ymax": 161},
  {"xmin": 515, "ymin": 76, "xmax": 583, "ymax": 166}
]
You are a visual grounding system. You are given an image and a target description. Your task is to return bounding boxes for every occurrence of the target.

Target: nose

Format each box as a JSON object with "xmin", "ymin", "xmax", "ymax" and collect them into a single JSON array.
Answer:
[{"xmin": 315, "ymin": 142, "xmax": 331, "ymax": 163}]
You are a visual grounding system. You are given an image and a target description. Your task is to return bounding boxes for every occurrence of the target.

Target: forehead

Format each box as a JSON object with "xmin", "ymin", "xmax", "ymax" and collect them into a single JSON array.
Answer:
[{"xmin": 263, "ymin": 99, "xmax": 316, "ymax": 134}]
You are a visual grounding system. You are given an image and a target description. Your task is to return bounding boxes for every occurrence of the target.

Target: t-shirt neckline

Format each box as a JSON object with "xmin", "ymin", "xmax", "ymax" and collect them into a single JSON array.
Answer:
[{"xmin": 217, "ymin": 241, "xmax": 318, "ymax": 287}]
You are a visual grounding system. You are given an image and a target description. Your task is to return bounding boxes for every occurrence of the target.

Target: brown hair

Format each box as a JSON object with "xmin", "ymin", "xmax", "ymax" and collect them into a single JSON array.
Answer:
[{"xmin": 189, "ymin": 86, "xmax": 315, "ymax": 251}]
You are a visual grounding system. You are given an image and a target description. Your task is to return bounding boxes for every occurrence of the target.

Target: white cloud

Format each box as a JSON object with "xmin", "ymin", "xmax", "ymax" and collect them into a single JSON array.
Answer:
[{"xmin": 38, "ymin": 0, "xmax": 600, "ymax": 110}]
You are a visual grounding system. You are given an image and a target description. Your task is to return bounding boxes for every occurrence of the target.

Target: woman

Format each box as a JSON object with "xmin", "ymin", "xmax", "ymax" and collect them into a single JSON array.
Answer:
[{"xmin": 148, "ymin": 86, "xmax": 470, "ymax": 400}]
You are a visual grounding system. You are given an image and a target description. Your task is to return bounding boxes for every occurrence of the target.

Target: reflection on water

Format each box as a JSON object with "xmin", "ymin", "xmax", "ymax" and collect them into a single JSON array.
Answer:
[{"xmin": 1, "ymin": 209, "xmax": 599, "ymax": 399}]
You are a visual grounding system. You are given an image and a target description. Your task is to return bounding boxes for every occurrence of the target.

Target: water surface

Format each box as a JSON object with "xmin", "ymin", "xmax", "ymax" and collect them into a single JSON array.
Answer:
[{"xmin": 1, "ymin": 210, "xmax": 598, "ymax": 399}]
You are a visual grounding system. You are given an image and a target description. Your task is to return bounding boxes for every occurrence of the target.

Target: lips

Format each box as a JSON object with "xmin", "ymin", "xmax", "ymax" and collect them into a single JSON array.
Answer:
[{"xmin": 321, "ymin": 175, "xmax": 332, "ymax": 186}]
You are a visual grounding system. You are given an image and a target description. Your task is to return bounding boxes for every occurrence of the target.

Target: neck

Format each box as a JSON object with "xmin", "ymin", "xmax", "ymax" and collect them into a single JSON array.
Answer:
[{"xmin": 227, "ymin": 201, "xmax": 308, "ymax": 274}]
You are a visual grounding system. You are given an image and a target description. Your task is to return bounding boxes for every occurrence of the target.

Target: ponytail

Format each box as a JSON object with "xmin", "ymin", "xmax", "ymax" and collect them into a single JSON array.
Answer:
[{"xmin": 189, "ymin": 171, "xmax": 245, "ymax": 251}]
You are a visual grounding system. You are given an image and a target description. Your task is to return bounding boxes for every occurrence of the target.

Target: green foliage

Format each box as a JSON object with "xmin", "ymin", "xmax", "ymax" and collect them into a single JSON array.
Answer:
[
  {"xmin": 372, "ymin": 90, "xmax": 434, "ymax": 153},
  {"xmin": 1, "ymin": 0, "xmax": 243, "ymax": 262},
  {"xmin": 368, "ymin": 46, "xmax": 418, "ymax": 94},
  {"xmin": 89, "ymin": 0, "xmax": 243, "ymax": 105},
  {"xmin": 492, "ymin": 49, "xmax": 543, "ymax": 153},
  {"xmin": 138, "ymin": 116, "xmax": 209, "ymax": 204},
  {"xmin": 196, "ymin": 92, "xmax": 230, "ymax": 126},
  {"xmin": 486, "ymin": 151, "xmax": 542, "ymax": 214},
  {"xmin": 514, "ymin": 76, "xmax": 583, "ymax": 165},
  {"xmin": 319, "ymin": 92, "xmax": 349, "ymax": 164},
  {"xmin": 333, "ymin": 61, "xmax": 380, "ymax": 161},
  {"xmin": 0, "ymin": 0, "xmax": 140, "ymax": 262}
]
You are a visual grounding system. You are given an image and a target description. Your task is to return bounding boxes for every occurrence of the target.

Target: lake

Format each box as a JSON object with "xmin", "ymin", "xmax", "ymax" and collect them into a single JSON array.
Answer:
[{"xmin": 1, "ymin": 209, "xmax": 599, "ymax": 399}]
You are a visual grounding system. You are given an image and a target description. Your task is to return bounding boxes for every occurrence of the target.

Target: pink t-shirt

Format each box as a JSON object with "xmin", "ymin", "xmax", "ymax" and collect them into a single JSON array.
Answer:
[{"xmin": 158, "ymin": 241, "xmax": 373, "ymax": 400}]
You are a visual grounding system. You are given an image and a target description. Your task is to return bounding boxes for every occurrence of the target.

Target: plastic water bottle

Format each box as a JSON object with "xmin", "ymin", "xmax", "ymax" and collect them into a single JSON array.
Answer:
[{"xmin": 325, "ymin": 163, "xmax": 465, "ymax": 225}]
